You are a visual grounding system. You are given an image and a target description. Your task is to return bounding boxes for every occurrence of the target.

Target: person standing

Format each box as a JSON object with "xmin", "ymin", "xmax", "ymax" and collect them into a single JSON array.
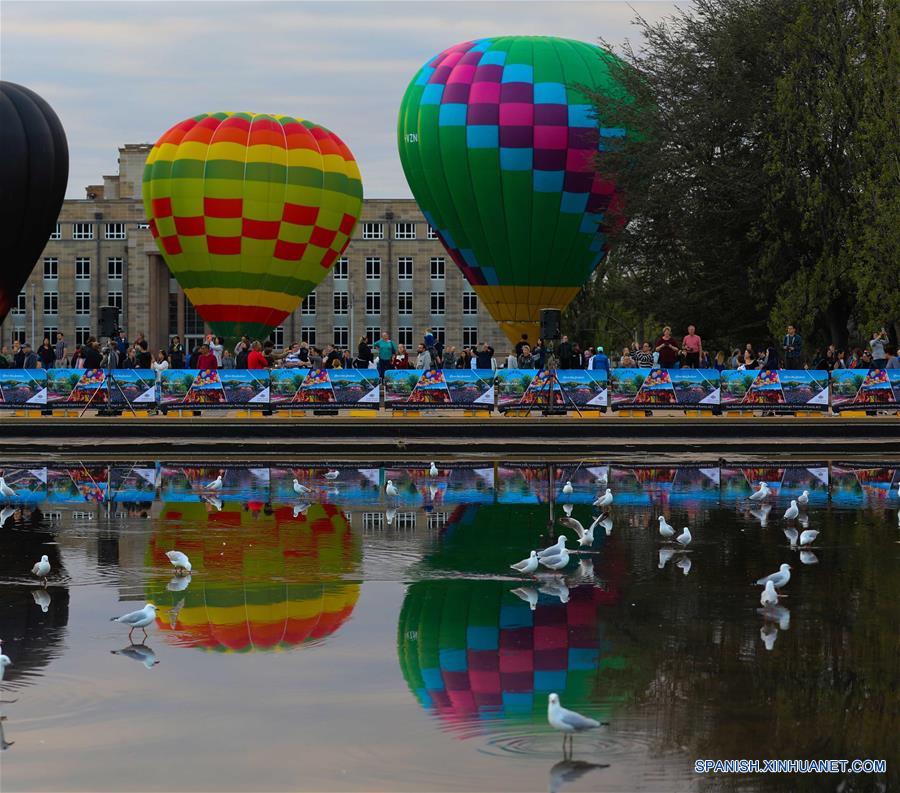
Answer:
[
  {"xmin": 247, "ymin": 341, "xmax": 268, "ymax": 370},
  {"xmin": 22, "ymin": 343, "xmax": 40, "ymax": 368},
  {"xmin": 588, "ymin": 346, "xmax": 610, "ymax": 375},
  {"xmin": 168, "ymin": 336, "xmax": 185, "ymax": 368},
  {"xmin": 517, "ymin": 344, "xmax": 534, "ymax": 369},
  {"xmin": 115, "ymin": 330, "xmax": 128, "ymax": 357},
  {"xmin": 210, "ymin": 336, "xmax": 225, "ymax": 367},
  {"xmin": 415, "ymin": 343, "xmax": 432, "ymax": 370},
  {"xmin": 37, "ymin": 338, "xmax": 55, "ymax": 369},
  {"xmin": 392, "ymin": 344, "xmax": 411, "ymax": 369},
  {"xmin": 356, "ymin": 336, "xmax": 373, "ymax": 369},
  {"xmin": 635, "ymin": 342, "xmax": 654, "ymax": 368},
  {"xmin": 196, "ymin": 343, "xmax": 218, "ymax": 370},
  {"xmin": 82, "ymin": 339, "xmax": 103, "ymax": 370},
  {"xmin": 532, "ymin": 339, "xmax": 546, "ymax": 370},
  {"xmin": 869, "ymin": 328, "xmax": 888, "ymax": 369},
  {"xmin": 54, "ymin": 333, "xmax": 67, "ymax": 367},
  {"xmin": 782, "ymin": 325, "xmax": 803, "ymax": 368},
  {"xmin": 884, "ymin": 346, "xmax": 899, "ymax": 369},
  {"xmin": 557, "ymin": 335, "xmax": 572, "ymax": 369},
  {"xmin": 372, "ymin": 331, "xmax": 397, "ymax": 378},
  {"xmin": 152, "ymin": 350, "xmax": 169, "ymax": 380},
  {"xmin": 515, "ymin": 334, "xmax": 529, "ymax": 357},
  {"xmin": 620, "ymin": 347, "xmax": 635, "ymax": 367},
  {"xmin": 506, "ymin": 349, "xmax": 519, "ymax": 369},
  {"xmin": 681, "ymin": 325, "xmax": 702, "ymax": 367},
  {"xmin": 475, "ymin": 342, "xmax": 496, "ymax": 370},
  {"xmin": 442, "ymin": 346, "xmax": 457, "ymax": 369},
  {"xmin": 654, "ymin": 327, "xmax": 680, "ymax": 369}
]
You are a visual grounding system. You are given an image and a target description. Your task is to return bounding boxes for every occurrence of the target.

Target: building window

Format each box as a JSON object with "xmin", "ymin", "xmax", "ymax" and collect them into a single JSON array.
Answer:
[
  {"xmin": 105, "ymin": 222, "xmax": 126, "ymax": 240},
  {"xmin": 398, "ymin": 326, "xmax": 413, "ymax": 347},
  {"xmin": 107, "ymin": 257, "xmax": 123, "ymax": 278},
  {"xmin": 365, "ymin": 326, "xmax": 380, "ymax": 344},
  {"xmin": 43, "ymin": 258, "xmax": 58, "ymax": 279},
  {"xmin": 394, "ymin": 222, "xmax": 416, "ymax": 240},
  {"xmin": 365, "ymin": 257, "xmax": 381, "ymax": 279},
  {"xmin": 430, "ymin": 291, "xmax": 445, "ymax": 315},
  {"xmin": 13, "ymin": 329, "xmax": 26, "ymax": 345},
  {"xmin": 76, "ymin": 292, "xmax": 90, "ymax": 315},
  {"xmin": 43, "ymin": 326, "xmax": 59, "ymax": 344},
  {"xmin": 108, "ymin": 291, "xmax": 123, "ymax": 312},
  {"xmin": 184, "ymin": 300, "xmax": 203, "ymax": 337},
  {"xmin": 43, "ymin": 291, "xmax": 58, "ymax": 315},
  {"xmin": 397, "ymin": 257, "xmax": 413, "ymax": 280},
  {"xmin": 398, "ymin": 291, "xmax": 413, "ymax": 315},
  {"xmin": 463, "ymin": 326, "xmax": 478, "ymax": 347},
  {"xmin": 333, "ymin": 293, "xmax": 349, "ymax": 315},
  {"xmin": 50, "ymin": 223, "xmax": 61, "ymax": 240},
  {"xmin": 427, "ymin": 224, "xmax": 439, "ymax": 240},
  {"xmin": 362, "ymin": 222, "xmax": 383, "ymax": 240},
  {"xmin": 432, "ymin": 326, "xmax": 446, "ymax": 344},
  {"xmin": 333, "ymin": 326, "xmax": 349, "ymax": 347},
  {"xmin": 75, "ymin": 257, "xmax": 91, "ymax": 279},
  {"xmin": 269, "ymin": 326, "xmax": 284, "ymax": 348},
  {"xmin": 463, "ymin": 292, "xmax": 478, "ymax": 315},
  {"xmin": 76, "ymin": 326, "xmax": 91, "ymax": 346},
  {"xmin": 365, "ymin": 291, "xmax": 381, "ymax": 314},
  {"xmin": 12, "ymin": 291, "xmax": 26, "ymax": 316},
  {"xmin": 333, "ymin": 257, "xmax": 348, "ymax": 279},
  {"xmin": 168, "ymin": 293, "xmax": 178, "ymax": 336},
  {"xmin": 430, "ymin": 257, "xmax": 446, "ymax": 279},
  {"xmin": 301, "ymin": 290, "xmax": 317, "ymax": 315},
  {"xmin": 72, "ymin": 223, "xmax": 94, "ymax": 240},
  {"xmin": 301, "ymin": 325, "xmax": 317, "ymax": 345}
]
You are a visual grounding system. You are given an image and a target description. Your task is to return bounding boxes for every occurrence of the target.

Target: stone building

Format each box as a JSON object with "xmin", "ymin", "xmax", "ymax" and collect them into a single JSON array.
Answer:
[{"xmin": 0, "ymin": 144, "xmax": 506, "ymax": 356}]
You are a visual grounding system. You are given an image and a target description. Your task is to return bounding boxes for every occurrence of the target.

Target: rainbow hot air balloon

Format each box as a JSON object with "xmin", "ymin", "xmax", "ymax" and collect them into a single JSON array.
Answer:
[
  {"xmin": 0, "ymin": 82, "xmax": 69, "ymax": 322},
  {"xmin": 398, "ymin": 37, "xmax": 628, "ymax": 344},
  {"xmin": 143, "ymin": 113, "xmax": 362, "ymax": 342}
]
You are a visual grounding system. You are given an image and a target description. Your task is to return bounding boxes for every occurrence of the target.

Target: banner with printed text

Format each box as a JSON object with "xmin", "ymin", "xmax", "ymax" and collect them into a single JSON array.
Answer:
[
  {"xmin": 384, "ymin": 369, "xmax": 494, "ymax": 408},
  {"xmin": 610, "ymin": 368, "xmax": 720, "ymax": 409},
  {"xmin": 108, "ymin": 369, "xmax": 158, "ymax": 406},
  {"xmin": 720, "ymin": 369, "xmax": 828, "ymax": 409},
  {"xmin": 46, "ymin": 368, "xmax": 107, "ymax": 406},
  {"xmin": 270, "ymin": 367, "xmax": 380, "ymax": 407},
  {"xmin": 0, "ymin": 369, "xmax": 47, "ymax": 407},
  {"xmin": 159, "ymin": 369, "xmax": 269, "ymax": 409},
  {"xmin": 831, "ymin": 368, "xmax": 900, "ymax": 409}
]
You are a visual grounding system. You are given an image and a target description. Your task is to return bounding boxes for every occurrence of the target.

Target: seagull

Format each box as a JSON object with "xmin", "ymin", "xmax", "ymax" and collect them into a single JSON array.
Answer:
[
  {"xmin": 538, "ymin": 578, "xmax": 570, "ymax": 604},
  {"xmin": 562, "ymin": 480, "xmax": 574, "ymax": 495},
  {"xmin": 510, "ymin": 551, "xmax": 539, "ymax": 574},
  {"xmin": 166, "ymin": 575, "xmax": 191, "ymax": 592},
  {"xmin": 797, "ymin": 490, "xmax": 809, "ymax": 506},
  {"xmin": 594, "ymin": 489, "xmax": 613, "ymax": 508},
  {"xmin": 110, "ymin": 603, "xmax": 158, "ymax": 641},
  {"xmin": 756, "ymin": 563, "xmax": 791, "ymax": 589},
  {"xmin": 748, "ymin": 482, "xmax": 770, "ymax": 501},
  {"xmin": 324, "ymin": 469, "xmax": 340, "ymax": 480},
  {"xmin": 547, "ymin": 693, "xmax": 604, "ymax": 754},
  {"xmin": 0, "ymin": 478, "xmax": 16, "ymax": 500},
  {"xmin": 31, "ymin": 555, "xmax": 50, "ymax": 585},
  {"xmin": 559, "ymin": 516, "xmax": 594, "ymax": 548},
  {"xmin": 31, "ymin": 589, "xmax": 51, "ymax": 613},
  {"xmin": 658, "ymin": 548, "xmax": 676, "ymax": 568},
  {"xmin": 165, "ymin": 550, "xmax": 192, "ymax": 574},
  {"xmin": 111, "ymin": 643, "xmax": 159, "ymax": 669},
  {"xmin": 675, "ymin": 526, "xmax": 692, "ymax": 546},
  {"xmin": 783, "ymin": 500, "xmax": 799, "ymax": 520},
  {"xmin": 293, "ymin": 479, "xmax": 311, "ymax": 495},
  {"xmin": 799, "ymin": 529, "xmax": 819, "ymax": 547},
  {"xmin": 0, "ymin": 641, "xmax": 11, "ymax": 682},
  {"xmin": 204, "ymin": 474, "xmax": 223, "ymax": 491},
  {"xmin": 510, "ymin": 587, "xmax": 539, "ymax": 610},
  {"xmin": 385, "ymin": 480, "xmax": 399, "ymax": 498},
  {"xmin": 538, "ymin": 535, "xmax": 568, "ymax": 559},
  {"xmin": 539, "ymin": 547, "xmax": 570, "ymax": 571},
  {"xmin": 760, "ymin": 624, "xmax": 778, "ymax": 651},
  {"xmin": 760, "ymin": 580, "xmax": 779, "ymax": 606},
  {"xmin": 428, "ymin": 462, "xmax": 439, "ymax": 477},
  {"xmin": 658, "ymin": 516, "xmax": 675, "ymax": 539},
  {"xmin": 676, "ymin": 556, "xmax": 692, "ymax": 576}
]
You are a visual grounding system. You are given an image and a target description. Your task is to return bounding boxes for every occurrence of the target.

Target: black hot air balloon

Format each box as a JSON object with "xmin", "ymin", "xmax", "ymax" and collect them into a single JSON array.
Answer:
[{"xmin": 0, "ymin": 82, "xmax": 69, "ymax": 322}]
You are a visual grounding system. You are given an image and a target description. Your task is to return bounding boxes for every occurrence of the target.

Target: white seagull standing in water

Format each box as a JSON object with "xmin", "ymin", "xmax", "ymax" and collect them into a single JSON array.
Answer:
[
  {"xmin": 538, "ymin": 534, "xmax": 567, "ymax": 559},
  {"xmin": 165, "ymin": 550, "xmax": 192, "ymax": 574},
  {"xmin": 559, "ymin": 516, "xmax": 594, "ymax": 548},
  {"xmin": 798, "ymin": 529, "xmax": 819, "ymax": 547},
  {"xmin": 756, "ymin": 563, "xmax": 791, "ymax": 589},
  {"xmin": 675, "ymin": 526, "xmax": 692, "ymax": 547},
  {"xmin": 562, "ymin": 481, "xmax": 574, "ymax": 495},
  {"xmin": 783, "ymin": 500, "xmax": 799, "ymax": 520},
  {"xmin": 428, "ymin": 462, "xmax": 439, "ymax": 477},
  {"xmin": 539, "ymin": 546, "xmax": 570, "ymax": 571},
  {"xmin": 748, "ymin": 482, "xmax": 770, "ymax": 501},
  {"xmin": 204, "ymin": 474, "xmax": 223, "ymax": 491},
  {"xmin": 594, "ymin": 489, "xmax": 613, "ymax": 508},
  {"xmin": 658, "ymin": 516, "xmax": 675, "ymax": 539},
  {"xmin": 31, "ymin": 555, "xmax": 51, "ymax": 585},
  {"xmin": 292, "ymin": 479, "xmax": 311, "ymax": 496},
  {"xmin": 0, "ymin": 478, "xmax": 16, "ymax": 500},
  {"xmin": 797, "ymin": 490, "xmax": 809, "ymax": 506},
  {"xmin": 0, "ymin": 640, "xmax": 11, "ymax": 682},
  {"xmin": 760, "ymin": 580, "xmax": 779, "ymax": 606},
  {"xmin": 324, "ymin": 469, "xmax": 340, "ymax": 480},
  {"xmin": 110, "ymin": 603, "xmax": 158, "ymax": 642},
  {"xmin": 547, "ymin": 693, "xmax": 604, "ymax": 754},
  {"xmin": 510, "ymin": 551, "xmax": 539, "ymax": 574},
  {"xmin": 385, "ymin": 480, "xmax": 399, "ymax": 498}
]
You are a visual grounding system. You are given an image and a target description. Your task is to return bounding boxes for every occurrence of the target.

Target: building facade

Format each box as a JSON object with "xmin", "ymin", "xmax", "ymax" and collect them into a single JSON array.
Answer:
[{"xmin": 0, "ymin": 144, "xmax": 506, "ymax": 356}]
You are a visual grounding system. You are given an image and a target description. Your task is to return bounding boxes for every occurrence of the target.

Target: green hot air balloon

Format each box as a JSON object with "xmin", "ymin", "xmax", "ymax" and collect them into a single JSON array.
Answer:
[{"xmin": 398, "ymin": 36, "xmax": 628, "ymax": 345}]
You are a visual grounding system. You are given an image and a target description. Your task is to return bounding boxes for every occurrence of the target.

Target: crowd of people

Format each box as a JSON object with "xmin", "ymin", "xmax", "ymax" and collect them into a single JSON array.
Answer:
[{"xmin": 1, "ymin": 323, "xmax": 896, "ymax": 376}]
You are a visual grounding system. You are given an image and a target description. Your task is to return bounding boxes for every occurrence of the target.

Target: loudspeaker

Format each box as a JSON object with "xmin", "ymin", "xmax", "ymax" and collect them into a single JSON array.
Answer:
[
  {"xmin": 540, "ymin": 308, "xmax": 561, "ymax": 340},
  {"xmin": 100, "ymin": 306, "xmax": 120, "ymax": 337}
]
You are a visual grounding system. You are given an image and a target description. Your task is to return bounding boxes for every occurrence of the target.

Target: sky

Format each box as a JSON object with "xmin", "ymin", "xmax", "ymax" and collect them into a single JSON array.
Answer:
[{"xmin": 2, "ymin": 1, "xmax": 682, "ymax": 199}]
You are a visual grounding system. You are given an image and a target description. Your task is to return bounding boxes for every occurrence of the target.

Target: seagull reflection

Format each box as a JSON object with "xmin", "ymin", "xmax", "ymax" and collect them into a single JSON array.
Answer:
[
  {"xmin": 31, "ymin": 588, "xmax": 51, "ymax": 612},
  {"xmin": 537, "ymin": 577, "xmax": 570, "ymax": 604},
  {"xmin": 574, "ymin": 557, "xmax": 595, "ymax": 584},
  {"xmin": 0, "ymin": 507, "xmax": 15, "ymax": 526},
  {"xmin": 549, "ymin": 758, "xmax": 609, "ymax": 793},
  {"xmin": 750, "ymin": 505, "xmax": 771, "ymax": 528},
  {"xmin": 292, "ymin": 502, "xmax": 310, "ymax": 518},
  {"xmin": 167, "ymin": 575, "xmax": 191, "ymax": 592},
  {"xmin": 784, "ymin": 528, "xmax": 799, "ymax": 547},
  {"xmin": 799, "ymin": 550, "xmax": 819, "ymax": 565},
  {"xmin": 758, "ymin": 605, "xmax": 791, "ymax": 631},
  {"xmin": 676, "ymin": 556, "xmax": 692, "ymax": 576},
  {"xmin": 510, "ymin": 587, "xmax": 539, "ymax": 611},
  {"xmin": 0, "ymin": 715, "xmax": 13, "ymax": 749},
  {"xmin": 598, "ymin": 516, "xmax": 613, "ymax": 536},
  {"xmin": 111, "ymin": 643, "xmax": 159, "ymax": 669},
  {"xmin": 562, "ymin": 503, "xmax": 574, "ymax": 517},
  {"xmin": 202, "ymin": 495, "xmax": 222, "ymax": 512},
  {"xmin": 798, "ymin": 513, "xmax": 810, "ymax": 529},
  {"xmin": 658, "ymin": 548, "xmax": 676, "ymax": 568},
  {"xmin": 167, "ymin": 598, "xmax": 185, "ymax": 629},
  {"xmin": 760, "ymin": 624, "xmax": 778, "ymax": 651},
  {"xmin": 385, "ymin": 508, "xmax": 396, "ymax": 527}
]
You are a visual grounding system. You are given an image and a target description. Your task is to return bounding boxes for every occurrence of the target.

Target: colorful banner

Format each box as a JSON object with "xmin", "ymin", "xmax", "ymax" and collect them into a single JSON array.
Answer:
[
  {"xmin": 720, "ymin": 369, "xmax": 829, "ymax": 409},
  {"xmin": 610, "ymin": 368, "xmax": 720, "ymax": 409},
  {"xmin": 831, "ymin": 368, "xmax": 900, "ymax": 409},
  {"xmin": 556, "ymin": 369, "xmax": 609, "ymax": 408},
  {"xmin": 0, "ymin": 369, "xmax": 47, "ymax": 407},
  {"xmin": 270, "ymin": 367, "xmax": 380, "ymax": 408},
  {"xmin": 108, "ymin": 370, "xmax": 157, "ymax": 406},
  {"xmin": 46, "ymin": 368, "xmax": 107, "ymax": 406},
  {"xmin": 496, "ymin": 369, "xmax": 561, "ymax": 410},
  {"xmin": 159, "ymin": 369, "xmax": 269, "ymax": 409},
  {"xmin": 384, "ymin": 369, "xmax": 495, "ymax": 408}
]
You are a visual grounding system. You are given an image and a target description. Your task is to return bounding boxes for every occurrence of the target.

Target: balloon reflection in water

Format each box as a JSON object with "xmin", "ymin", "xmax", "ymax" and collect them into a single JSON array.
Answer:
[{"xmin": 147, "ymin": 502, "xmax": 360, "ymax": 652}]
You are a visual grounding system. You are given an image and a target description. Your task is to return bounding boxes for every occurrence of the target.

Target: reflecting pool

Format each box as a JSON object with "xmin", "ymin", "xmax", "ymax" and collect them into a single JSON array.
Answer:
[{"xmin": 0, "ymin": 462, "xmax": 896, "ymax": 792}]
